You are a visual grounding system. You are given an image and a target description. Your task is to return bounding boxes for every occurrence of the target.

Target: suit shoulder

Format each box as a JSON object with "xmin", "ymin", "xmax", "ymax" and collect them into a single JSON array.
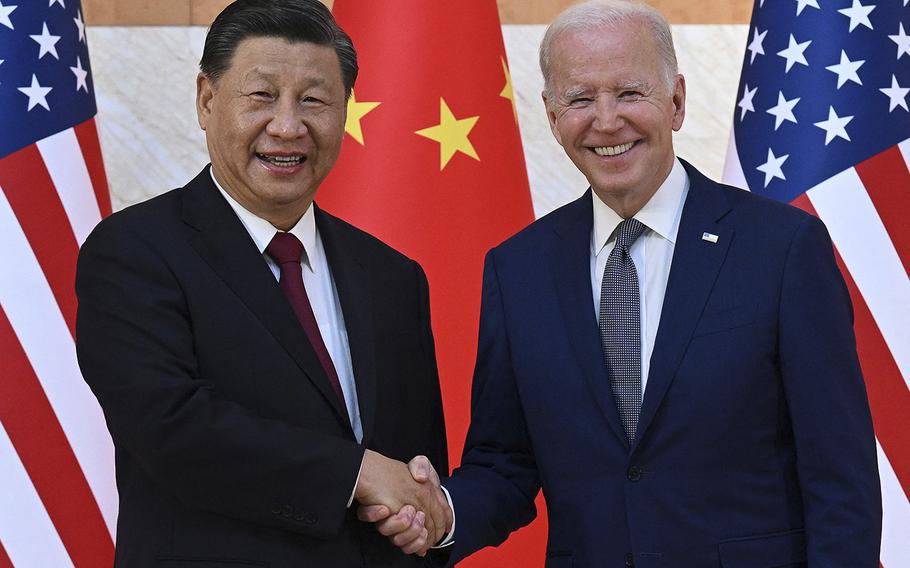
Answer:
[
  {"xmin": 715, "ymin": 183, "xmax": 830, "ymax": 251},
  {"xmin": 683, "ymin": 161, "xmax": 814, "ymax": 230},
  {"xmin": 490, "ymin": 191, "xmax": 588, "ymax": 257},
  {"xmin": 719, "ymin": 182, "xmax": 809, "ymax": 224},
  {"xmin": 315, "ymin": 207, "xmax": 423, "ymax": 272},
  {"xmin": 82, "ymin": 186, "xmax": 186, "ymax": 251},
  {"xmin": 685, "ymin": 177, "xmax": 834, "ymax": 266}
]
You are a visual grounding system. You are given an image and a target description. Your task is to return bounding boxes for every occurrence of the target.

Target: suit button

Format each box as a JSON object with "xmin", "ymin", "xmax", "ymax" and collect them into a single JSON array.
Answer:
[
  {"xmin": 303, "ymin": 512, "xmax": 318, "ymax": 524},
  {"xmin": 627, "ymin": 466, "xmax": 642, "ymax": 482},
  {"xmin": 625, "ymin": 552, "xmax": 635, "ymax": 567},
  {"xmin": 270, "ymin": 504, "xmax": 281, "ymax": 515},
  {"xmin": 282, "ymin": 505, "xmax": 293, "ymax": 518}
]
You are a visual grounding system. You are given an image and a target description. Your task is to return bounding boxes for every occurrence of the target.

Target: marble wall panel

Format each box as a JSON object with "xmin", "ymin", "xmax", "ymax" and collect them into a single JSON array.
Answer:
[
  {"xmin": 90, "ymin": 27, "xmax": 210, "ymax": 210},
  {"xmin": 88, "ymin": 24, "xmax": 748, "ymax": 215}
]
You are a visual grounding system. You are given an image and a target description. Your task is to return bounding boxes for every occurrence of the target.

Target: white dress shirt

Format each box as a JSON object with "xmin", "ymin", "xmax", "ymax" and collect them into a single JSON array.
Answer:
[
  {"xmin": 591, "ymin": 158, "xmax": 689, "ymax": 393},
  {"xmin": 211, "ymin": 170, "xmax": 364, "ymax": 443}
]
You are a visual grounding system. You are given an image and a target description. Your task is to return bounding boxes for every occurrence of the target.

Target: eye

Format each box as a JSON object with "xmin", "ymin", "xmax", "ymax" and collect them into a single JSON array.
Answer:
[
  {"xmin": 569, "ymin": 97, "xmax": 593, "ymax": 106},
  {"xmin": 620, "ymin": 90, "xmax": 643, "ymax": 100},
  {"xmin": 249, "ymin": 90, "xmax": 274, "ymax": 101},
  {"xmin": 301, "ymin": 95, "xmax": 325, "ymax": 105}
]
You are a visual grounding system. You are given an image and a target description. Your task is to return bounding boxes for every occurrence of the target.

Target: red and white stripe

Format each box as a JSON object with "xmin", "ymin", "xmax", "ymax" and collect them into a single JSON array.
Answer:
[
  {"xmin": 725, "ymin": 135, "xmax": 910, "ymax": 566},
  {"xmin": 0, "ymin": 119, "xmax": 116, "ymax": 566},
  {"xmin": 0, "ymin": 421, "xmax": 74, "ymax": 567}
]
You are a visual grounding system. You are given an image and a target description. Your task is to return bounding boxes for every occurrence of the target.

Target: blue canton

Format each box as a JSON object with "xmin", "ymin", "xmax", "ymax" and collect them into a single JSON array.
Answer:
[
  {"xmin": 0, "ymin": 0, "xmax": 96, "ymax": 158},
  {"xmin": 733, "ymin": 0, "xmax": 910, "ymax": 203}
]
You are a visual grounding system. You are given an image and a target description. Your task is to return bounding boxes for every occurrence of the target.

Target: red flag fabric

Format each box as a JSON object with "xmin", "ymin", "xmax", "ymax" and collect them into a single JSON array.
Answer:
[
  {"xmin": 0, "ymin": 0, "xmax": 116, "ymax": 565},
  {"xmin": 321, "ymin": 2, "xmax": 540, "ymax": 565}
]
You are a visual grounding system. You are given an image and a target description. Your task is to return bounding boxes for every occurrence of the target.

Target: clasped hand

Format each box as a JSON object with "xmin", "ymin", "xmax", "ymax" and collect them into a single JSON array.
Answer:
[{"xmin": 353, "ymin": 450, "xmax": 451, "ymax": 556}]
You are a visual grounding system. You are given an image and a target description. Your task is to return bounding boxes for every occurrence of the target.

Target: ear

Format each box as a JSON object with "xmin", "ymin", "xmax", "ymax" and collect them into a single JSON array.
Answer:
[
  {"xmin": 671, "ymin": 73, "xmax": 686, "ymax": 132},
  {"xmin": 542, "ymin": 91, "xmax": 564, "ymax": 147},
  {"xmin": 196, "ymin": 72, "xmax": 215, "ymax": 131}
]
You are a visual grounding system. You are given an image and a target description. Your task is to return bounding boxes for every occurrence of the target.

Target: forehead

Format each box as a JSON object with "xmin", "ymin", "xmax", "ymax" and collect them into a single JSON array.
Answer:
[
  {"xmin": 225, "ymin": 36, "xmax": 342, "ymax": 84},
  {"xmin": 548, "ymin": 22, "xmax": 660, "ymax": 83}
]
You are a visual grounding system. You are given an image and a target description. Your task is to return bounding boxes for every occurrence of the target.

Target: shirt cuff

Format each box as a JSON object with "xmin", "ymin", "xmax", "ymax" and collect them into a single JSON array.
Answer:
[
  {"xmin": 432, "ymin": 485, "xmax": 455, "ymax": 548},
  {"xmin": 347, "ymin": 452, "xmax": 366, "ymax": 508}
]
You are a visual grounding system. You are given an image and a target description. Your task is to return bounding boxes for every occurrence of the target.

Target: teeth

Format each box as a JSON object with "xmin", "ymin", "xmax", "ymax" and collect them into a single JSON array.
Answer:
[
  {"xmin": 594, "ymin": 142, "xmax": 634, "ymax": 157},
  {"xmin": 258, "ymin": 154, "xmax": 303, "ymax": 166}
]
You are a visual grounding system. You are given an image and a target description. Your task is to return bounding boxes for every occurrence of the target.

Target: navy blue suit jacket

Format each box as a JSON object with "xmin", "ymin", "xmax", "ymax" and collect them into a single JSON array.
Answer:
[{"xmin": 442, "ymin": 161, "xmax": 880, "ymax": 567}]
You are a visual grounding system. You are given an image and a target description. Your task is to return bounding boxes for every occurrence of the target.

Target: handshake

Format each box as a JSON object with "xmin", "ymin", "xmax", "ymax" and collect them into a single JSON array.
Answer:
[{"xmin": 353, "ymin": 449, "xmax": 452, "ymax": 557}]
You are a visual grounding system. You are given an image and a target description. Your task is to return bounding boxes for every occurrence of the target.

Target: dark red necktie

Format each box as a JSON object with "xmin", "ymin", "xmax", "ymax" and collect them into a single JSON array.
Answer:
[{"xmin": 266, "ymin": 232, "xmax": 348, "ymax": 414}]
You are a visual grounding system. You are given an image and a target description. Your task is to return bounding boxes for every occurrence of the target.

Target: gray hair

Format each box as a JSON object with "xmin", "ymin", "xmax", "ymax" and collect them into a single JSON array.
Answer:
[{"xmin": 539, "ymin": 0, "xmax": 678, "ymax": 99}]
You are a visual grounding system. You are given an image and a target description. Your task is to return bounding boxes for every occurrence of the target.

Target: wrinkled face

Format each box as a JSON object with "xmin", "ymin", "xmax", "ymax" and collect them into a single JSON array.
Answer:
[
  {"xmin": 196, "ymin": 37, "xmax": 347, "ymax": 228},
  {"xmin": 543, "ymin": 22, "xmax": 685, "ymax": 209}
]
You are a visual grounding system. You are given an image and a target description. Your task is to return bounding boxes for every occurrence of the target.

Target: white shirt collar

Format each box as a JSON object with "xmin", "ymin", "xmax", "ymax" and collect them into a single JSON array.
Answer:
[
  {"xmin": 210, "ymin": 168, "xmax": 318, "ymax": 271},
  {"xmin": 592, "ymin": 157, "xmax": 689, "ymax": 255}
]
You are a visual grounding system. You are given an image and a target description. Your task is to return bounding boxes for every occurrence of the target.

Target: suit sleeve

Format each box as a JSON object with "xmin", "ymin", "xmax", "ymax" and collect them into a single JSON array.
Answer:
[
  {"xmin": 75, "ymin": 217, "xmax": 364, "ymax": 538},
  {"xmin": 778, "ymin": 214, "xmax": 882, "ymax": 566},
  {"xmin": 440, "ymin": 250, "xmax": 539, "ymax": 564},
  {"xmin": 415, "ymin": 262, "xmax": 449, "ymax": 477}
]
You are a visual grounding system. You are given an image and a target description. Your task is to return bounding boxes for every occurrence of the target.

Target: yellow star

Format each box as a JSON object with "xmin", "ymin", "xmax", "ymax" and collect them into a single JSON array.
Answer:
[
  {"xmin": 415, "ymin": 98, "xmax": 480, "ymax": 170},
  {"xmin": 500, "ymin": 57, "xmax": 518, "ymax": 124},
  {"xmin": 344, "ymin": 90, "xmax": 381, "ymax": 145}
]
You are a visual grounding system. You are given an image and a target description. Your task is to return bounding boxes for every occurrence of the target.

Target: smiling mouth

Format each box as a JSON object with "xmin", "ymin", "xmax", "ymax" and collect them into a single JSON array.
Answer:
[
  {"xmin": 256, "ymin": 153, "xmax": 305, "ymax": 167},
  {"xmin": 593, "ymin": 142, "xmax": 635, "ymax": 157}
]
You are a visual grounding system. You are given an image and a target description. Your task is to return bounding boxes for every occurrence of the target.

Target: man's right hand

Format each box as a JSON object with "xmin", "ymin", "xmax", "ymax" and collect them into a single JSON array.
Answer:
[
  {"xmin": 354, "ymin": 450, "xmax": 451, "ymax": 552},
  {"xmin": 356, "ymin": 453, "xmax": 452, "ymax": 556}
]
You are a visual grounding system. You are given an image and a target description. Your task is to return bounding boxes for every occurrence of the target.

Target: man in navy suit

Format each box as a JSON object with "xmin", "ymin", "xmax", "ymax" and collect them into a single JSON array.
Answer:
[
  {"xmin": 364, "ymin": 0, "xmax": 881, "ymax": 565},
  {"xmin": 75, "ymin": 1, "xmax": 451, "ymax": 565}
]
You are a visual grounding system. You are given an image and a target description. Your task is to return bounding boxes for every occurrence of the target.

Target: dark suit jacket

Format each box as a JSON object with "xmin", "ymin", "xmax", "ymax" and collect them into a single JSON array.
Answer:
[
  {"xmin": 75, "ymin": 167, "xmax": 448, "ymax": 568},
  {"xmin": 440, "ymin": 161, "xmax": 880, "ymax": 568}
]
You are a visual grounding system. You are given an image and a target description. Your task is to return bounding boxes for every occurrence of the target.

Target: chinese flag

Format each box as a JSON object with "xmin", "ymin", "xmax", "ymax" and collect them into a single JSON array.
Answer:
[{"xmin": 320, "ymin": 1, "xmax": 542, "ymax": 565}]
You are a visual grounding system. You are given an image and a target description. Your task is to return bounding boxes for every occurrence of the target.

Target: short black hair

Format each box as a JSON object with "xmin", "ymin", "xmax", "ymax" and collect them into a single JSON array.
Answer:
[{"xmin": 200, "ymin": 0, "xmax": 357, "ymax": 98}]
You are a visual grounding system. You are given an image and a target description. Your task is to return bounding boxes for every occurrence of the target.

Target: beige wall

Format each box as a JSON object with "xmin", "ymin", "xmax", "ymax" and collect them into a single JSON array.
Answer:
[{"xmin": 82, "ymin": 0, "xmax": 753, "ymax": 25}]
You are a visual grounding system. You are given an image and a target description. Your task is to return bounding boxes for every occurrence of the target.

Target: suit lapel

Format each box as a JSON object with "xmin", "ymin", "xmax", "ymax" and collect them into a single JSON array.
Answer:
[
  {"xmin": 180, "ymin": 168, "xmax": 352, "ymax": 431},
  {"xmin": 551, "ymin": 191, "xmax": 630, "ymax": 448},
  {"xmin": 315, "ymin": 207, "xmax": 378, "ymax": 445},
  {"xmin": 633, "ymin": 163, "xmax": 733, "ymax": 451}
]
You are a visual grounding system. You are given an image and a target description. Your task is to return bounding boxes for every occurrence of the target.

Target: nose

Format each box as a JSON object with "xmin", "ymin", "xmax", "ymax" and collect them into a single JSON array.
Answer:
[
  {"xmin": 266, "ymin": 99, "xmax": 308, "ymax": 139},
  {"xmin": 591, "ymin": 97, "xmax": 623, "ymax": 133}
]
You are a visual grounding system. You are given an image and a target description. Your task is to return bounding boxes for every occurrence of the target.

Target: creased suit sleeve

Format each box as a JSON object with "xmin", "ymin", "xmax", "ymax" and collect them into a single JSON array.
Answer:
[
  {"xmin": 778, "ymin": 214, "xmax": 881, "ymax": 566},
  {"xmin": 414, "ymin": 262, "xmax": 449, "ymax": 477},
  {"xmin": 442, "ymin": 250, "xmax": 539, "ymax": 564},
  {"xmin": 75, "ymin": 217, "xmax": 364, "ymax": 539}
]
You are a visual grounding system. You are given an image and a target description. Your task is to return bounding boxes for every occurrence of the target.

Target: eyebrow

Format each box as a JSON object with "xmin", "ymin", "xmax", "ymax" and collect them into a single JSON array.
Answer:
[
  {"xmin": 618, "ymin": 80, "xmax": 651, "ymax": 92},
  {"xmin": 244, "ymin": 68, "xmax": 328, "ymax": 88},
  {"xmin": 562, "ymin": 86, "xmax": 589, "ymax": 99},
  {"xmin": 244, "ymin": 68, "xmax": 280, "ymax": 81}
]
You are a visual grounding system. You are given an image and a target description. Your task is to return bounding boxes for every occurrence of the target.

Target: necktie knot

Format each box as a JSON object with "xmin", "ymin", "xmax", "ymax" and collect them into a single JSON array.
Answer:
[
  {"xmin": 265, "ymin": 230, "xmax": 348, "ymax": 415},
  {"xmin": 614, "ymin": 218, "xmax": 646, "ymax": 251},
  {"xmin": 266, "ymin": 232, "xmax": 304, "ymax": 266}
]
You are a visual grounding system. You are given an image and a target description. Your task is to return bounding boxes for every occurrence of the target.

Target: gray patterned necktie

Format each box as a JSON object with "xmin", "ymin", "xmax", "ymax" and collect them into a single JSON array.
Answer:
[{"xmin": 599, "ymin": 218, "xmax": 647, "ymax": 444}]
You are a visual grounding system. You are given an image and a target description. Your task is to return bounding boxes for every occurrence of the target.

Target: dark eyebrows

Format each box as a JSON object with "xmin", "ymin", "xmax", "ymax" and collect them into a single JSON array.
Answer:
[
  {"xmin": 242, "ymin": 68, "xmax": 329, "ymax": 89},
  {"xmin": 242, "ymin": 67, "xmax": 278, "ymax": 82}
]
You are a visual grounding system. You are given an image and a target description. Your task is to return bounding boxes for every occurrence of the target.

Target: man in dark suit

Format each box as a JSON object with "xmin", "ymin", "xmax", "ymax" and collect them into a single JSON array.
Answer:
[
  {"xmin": 75, "ymin": 1, "xmax": 451, "ymax": 565},
  {"xmin": 364, "ymin": 0, "xmax": 882, "ymax": 565}
]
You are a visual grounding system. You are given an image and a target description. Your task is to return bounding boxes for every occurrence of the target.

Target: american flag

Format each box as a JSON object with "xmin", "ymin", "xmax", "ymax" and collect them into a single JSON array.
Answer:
[
  {"xmin": 0, "ymin": 0, "xmax": 116, "ymax": 565},
  {"xmin": 723, "ymin": 0, "xmax": 910, "ymax": 564}
]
